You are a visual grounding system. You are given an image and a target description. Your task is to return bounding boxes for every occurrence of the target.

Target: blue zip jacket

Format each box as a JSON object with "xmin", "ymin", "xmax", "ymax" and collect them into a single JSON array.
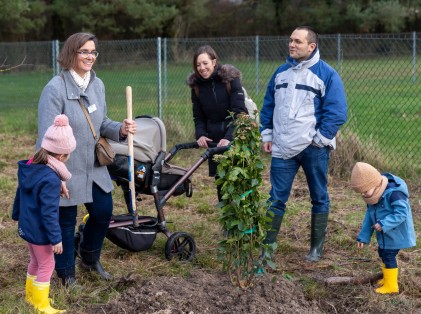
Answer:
[
  {"xmin": 260, "ymin": 49, "xmax": 348, "ymax": 159},
  {"xmin": 12, "ymin": 160, "xmax": 62, "ymax": 245},
  {"xmin": 357, "ymin": 173, "xmax": 416, "ymax": 250}
]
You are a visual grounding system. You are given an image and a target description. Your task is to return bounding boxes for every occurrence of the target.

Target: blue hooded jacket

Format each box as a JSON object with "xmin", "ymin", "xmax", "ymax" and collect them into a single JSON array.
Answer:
[
  {"xmin": 12, "ymin": 160, "xmax": 62, "ymax": 245},
  {"xmin": 357, "ymin": 173, "xmax": 416, "ymax": 250}
]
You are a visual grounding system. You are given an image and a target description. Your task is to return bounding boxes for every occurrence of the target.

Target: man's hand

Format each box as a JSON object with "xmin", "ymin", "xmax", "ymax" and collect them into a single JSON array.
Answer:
[{"xmin": 263, "ymin": 141, "xmax": 272, "ymax": 153}]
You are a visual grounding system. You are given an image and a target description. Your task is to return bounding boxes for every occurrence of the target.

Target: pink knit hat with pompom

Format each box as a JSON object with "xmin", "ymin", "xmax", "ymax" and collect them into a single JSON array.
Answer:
[{"xmin": 41, "ymin": 114, "xmax": 76, "ymax": 154}]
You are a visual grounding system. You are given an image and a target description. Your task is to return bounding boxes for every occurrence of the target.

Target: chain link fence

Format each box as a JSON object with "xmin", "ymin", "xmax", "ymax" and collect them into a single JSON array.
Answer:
[{"xmin": 0, "ymin": 34, "xmax": 419, "ymax": 182}]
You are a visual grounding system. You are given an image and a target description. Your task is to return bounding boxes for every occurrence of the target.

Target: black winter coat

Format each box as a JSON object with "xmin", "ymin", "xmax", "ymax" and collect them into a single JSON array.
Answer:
[{"xmin": 187, "ymin": 64, "xmax": 247, "ymax": 143}]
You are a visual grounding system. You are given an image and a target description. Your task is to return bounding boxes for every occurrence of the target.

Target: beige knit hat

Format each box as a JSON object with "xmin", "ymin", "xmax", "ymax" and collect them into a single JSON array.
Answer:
[{"xmin": 350, "ymin": 162, "xmax": 383, "ymax": 193}]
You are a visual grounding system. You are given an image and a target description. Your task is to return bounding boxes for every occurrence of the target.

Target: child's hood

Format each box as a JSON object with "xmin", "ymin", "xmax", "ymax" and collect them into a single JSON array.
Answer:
[
  {"xmin": 382, "ymin": 173, "xmax": 409, "ymax": 198},
  {"xmin": 17, "ymin": 160, "xmax": 56, "ymax": 191}
]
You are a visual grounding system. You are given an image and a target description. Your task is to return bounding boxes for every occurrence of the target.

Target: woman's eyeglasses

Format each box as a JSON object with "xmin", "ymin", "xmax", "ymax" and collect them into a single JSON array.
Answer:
[{"xmin": 76, "ymin": 50, "xmax": 99, "ymax": 58}]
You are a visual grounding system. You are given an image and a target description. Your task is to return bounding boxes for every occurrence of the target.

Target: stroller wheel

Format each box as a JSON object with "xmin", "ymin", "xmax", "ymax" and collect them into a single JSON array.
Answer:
[{"xmin": 164, "ymin": 232, "xmax": 196, "ymax": 262}]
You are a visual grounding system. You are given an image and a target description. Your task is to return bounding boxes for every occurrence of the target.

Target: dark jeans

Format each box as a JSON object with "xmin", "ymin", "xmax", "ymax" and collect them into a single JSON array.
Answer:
[
  {"xmin": 55, "ymin": 182, "xmax": 113, "ymax": 278},
  {"xmin": 268, "ymin": 145, "xmax": 330, "ymax": 217},
  {"xmin": 378, "ymin": 247, "xmax": 400, "ymax": 268}
]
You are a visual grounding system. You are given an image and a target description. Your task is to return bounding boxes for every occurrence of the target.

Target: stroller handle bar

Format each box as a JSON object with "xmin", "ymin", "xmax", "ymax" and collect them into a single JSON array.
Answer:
[
  {"xmin": 202, "ymin": 144, "xmax": 229, "ymax": 159},
  {"xmin": 165, "ymin": 142, "xmax": 229, "ymax": 163},
  {"xmin": 166, "ymin": 142, "xmax": 199, "ymax": 161},
  {"xmin": 159, "ymin": 143, "xmax": 229, "ymax": 207}
]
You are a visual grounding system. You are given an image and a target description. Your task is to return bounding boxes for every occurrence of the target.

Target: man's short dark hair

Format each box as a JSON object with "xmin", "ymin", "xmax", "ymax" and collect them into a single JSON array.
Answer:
[{"xmin": 295, "ymin": 26, "xmax": 318, "ymax": 45}]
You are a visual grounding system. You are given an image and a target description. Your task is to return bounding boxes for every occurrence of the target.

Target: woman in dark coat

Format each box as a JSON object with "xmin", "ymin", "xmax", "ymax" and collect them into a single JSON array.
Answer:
[{"xmin": 187, "ymin": 45, "xmax": 247, "ymax": 200}]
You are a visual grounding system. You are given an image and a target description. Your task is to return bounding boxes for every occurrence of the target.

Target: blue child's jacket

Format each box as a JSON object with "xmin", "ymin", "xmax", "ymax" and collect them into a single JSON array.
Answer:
[
  {"xmin": 12, "ymin": 160, "xmax": 62, "ymax": 245},
  {"xmin": 357, "ymin": 173, "xmax": 416, "ymax": 250}
]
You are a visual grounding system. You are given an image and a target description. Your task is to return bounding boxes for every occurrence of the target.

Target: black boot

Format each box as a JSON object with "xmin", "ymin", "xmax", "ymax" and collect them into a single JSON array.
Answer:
[
  {"xmin": 263, "ymin": 214, "xmax": 284, "ymax": 245},
  {"xmin": 306, "ymin": 212, "xmax": 329, "ymax": 262},
  {"xmin": 57, "ymin": 268, "xmax": 78, "ymax": 287},
  {"xmin": 78, "ymin": 247, "xmax": 112, "ymax": 280}
]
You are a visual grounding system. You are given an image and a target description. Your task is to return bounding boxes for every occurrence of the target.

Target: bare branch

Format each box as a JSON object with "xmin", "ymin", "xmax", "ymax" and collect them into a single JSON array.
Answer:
[
  {"xmin": 0, "ymin": 57, "xmax": 30, "ymax": 72},
  {"xmin": 323, "ymin": 272, "xmax": 382, "ymax": 286}
]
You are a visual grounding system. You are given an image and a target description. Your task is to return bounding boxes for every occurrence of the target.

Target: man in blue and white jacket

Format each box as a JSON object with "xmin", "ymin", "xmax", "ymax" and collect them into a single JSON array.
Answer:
[{"xmin": 260, "ymin": 26, "xmax": 348, "ymax": 262}]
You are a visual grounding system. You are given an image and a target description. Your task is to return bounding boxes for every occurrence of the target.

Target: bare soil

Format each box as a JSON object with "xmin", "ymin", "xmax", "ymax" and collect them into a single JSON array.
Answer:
[{"xmin": 84, "ymin": 270, "xmax": 323, "ymax": 314}]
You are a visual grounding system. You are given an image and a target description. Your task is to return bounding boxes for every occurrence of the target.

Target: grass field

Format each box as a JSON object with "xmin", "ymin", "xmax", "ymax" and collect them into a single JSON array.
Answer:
[{"xmin": 0, "ymin": 57, "xmax": 419, "ymax": 178}]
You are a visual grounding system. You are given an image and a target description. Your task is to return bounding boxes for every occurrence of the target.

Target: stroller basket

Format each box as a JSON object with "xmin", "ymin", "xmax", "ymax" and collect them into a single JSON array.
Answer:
[{"xmin": 106, "ymin": 215, "xmax": 158, "ymax": 252}]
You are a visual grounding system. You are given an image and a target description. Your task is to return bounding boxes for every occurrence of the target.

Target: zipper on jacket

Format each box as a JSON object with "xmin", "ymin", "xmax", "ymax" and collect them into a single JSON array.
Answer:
[{"xmin": 212, "ymin": 81, "xmax": 218, "ymax": 103}]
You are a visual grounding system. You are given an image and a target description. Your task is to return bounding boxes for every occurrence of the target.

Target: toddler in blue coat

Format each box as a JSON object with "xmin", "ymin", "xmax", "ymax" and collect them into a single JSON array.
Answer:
[
  {"xmin": 350, "ymin": 162, "xmax": 416, "ymax": 294},
  {"xmin": 13, "ymin": 114, "xmax": 76, "ymax": 313}
]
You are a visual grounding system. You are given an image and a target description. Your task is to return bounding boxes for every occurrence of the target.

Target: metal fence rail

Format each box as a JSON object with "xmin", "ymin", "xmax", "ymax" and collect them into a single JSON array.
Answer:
[{"xmin": 0, "ymin": 34, "xmax": 419, "ymax": 181}]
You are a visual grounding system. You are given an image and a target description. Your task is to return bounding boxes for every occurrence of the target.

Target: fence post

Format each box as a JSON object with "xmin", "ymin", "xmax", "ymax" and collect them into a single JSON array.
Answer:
[
  {"xmin": 157, "ymin": 37, "xmax": 162, "ymax": 119},
  {"xmin": 52, "ymin": 39, "xmax": 60, "ymax": 76},
  {"xmin": 413, "ymin": 31, "xmax": 417, "ymax": 83},
  {"xmin": 255, "ymin": 35, "xmax": 259, "ymax": 94},
  {"xmin": 337, "ymin": 33, "xmax": 341, "ymax": 74},
  {"xmin": 163, "ymin": 37, "xmax": 168, "ymax": 104}
]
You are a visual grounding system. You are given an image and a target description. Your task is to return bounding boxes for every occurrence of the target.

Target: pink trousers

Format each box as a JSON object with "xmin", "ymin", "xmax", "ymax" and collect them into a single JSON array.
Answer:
[{"xmin": 27, "ymin": 242, "xmax": 55, "ymax": 282}]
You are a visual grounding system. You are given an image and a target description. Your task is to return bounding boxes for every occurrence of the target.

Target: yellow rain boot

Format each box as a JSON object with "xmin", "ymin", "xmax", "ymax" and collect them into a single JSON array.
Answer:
[
  {"xmin": 375, "ymin": 268, "xmax": 399, "ymax": 294},
  {"xmin": 32, "ymin": 281, "xmax": 66, "ymax": 313},
  {"xmin": 376, "ymin": 263, "xmax": 385, "ymax": 286},
  {"xmin": 25, "ymin": 273, "xmax": 37, "ymax": 305}
]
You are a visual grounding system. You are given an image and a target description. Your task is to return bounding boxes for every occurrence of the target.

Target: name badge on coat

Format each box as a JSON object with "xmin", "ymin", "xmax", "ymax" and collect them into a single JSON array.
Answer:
[{"xmin": 88, "ymin": 104, "xmax": 97, "ymax": 113}]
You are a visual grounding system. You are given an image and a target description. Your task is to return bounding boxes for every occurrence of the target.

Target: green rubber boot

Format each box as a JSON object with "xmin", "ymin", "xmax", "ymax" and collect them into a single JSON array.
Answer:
[
  {"xmin": 263, "ymin": 214, "xmax": 284, "ymax": 245},
  {"xmin": 306, "ymin": 212, "xmax": 329, "ymax": 262},
  {"xmin": 256, "ymin": 213, "xmax": 284, "ymax": 276}
]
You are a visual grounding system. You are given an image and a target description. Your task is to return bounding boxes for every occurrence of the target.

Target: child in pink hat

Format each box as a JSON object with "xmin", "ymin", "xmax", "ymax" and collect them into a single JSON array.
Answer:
[{"xmin": 12, "ymin": 114, "xmax": 76, "ymax": 313}]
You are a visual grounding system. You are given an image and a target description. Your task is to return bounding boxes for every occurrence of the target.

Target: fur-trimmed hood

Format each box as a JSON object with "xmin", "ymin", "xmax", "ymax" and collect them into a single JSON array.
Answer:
[{"xmin": 187, "ymin": 64, "xmax": 242, "ymax": 87}]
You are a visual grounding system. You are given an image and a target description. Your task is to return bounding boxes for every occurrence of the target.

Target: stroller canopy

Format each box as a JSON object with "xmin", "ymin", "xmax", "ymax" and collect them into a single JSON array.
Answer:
[{"xmin": 108, "ymin": 116, "xmax": 166, "ymax": 163}]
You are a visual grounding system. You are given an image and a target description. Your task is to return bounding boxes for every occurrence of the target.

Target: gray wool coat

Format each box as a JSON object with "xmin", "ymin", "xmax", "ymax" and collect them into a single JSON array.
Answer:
[{"xmin": 36, "ymin": 70, "xmax": 122, "ymax": 206}]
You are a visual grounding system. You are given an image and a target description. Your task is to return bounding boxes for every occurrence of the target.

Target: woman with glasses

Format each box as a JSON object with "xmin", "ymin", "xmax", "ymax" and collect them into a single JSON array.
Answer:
[{"xmin": 36, "ymin": 32, "xmax": 136, "ymax": 286}]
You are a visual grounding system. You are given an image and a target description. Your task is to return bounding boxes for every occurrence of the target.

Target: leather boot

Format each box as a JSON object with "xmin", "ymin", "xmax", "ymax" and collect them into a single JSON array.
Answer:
[
  {"xmin": 78, "ymin": 247, "xmax": 112, "ymax": 280},
  {"xmin": 56, "ymin": 267, "xmax": 77, "ymax": 287},
  {"xmin": 306, "ymin": 212, "xmax": 329, "ymax": 262},
  {"xmin": 263, "ymin": 214, "xmax": 284, "ymax": 245},
  {"xmin": 61, "ymin": 276, "xmax": 77, "ymax": 287}
]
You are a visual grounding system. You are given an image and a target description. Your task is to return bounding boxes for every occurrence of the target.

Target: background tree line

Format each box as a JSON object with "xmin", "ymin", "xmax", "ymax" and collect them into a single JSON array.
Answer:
[{"xmin": 0, "ymin": 0, "xmax": 420, "ymax": 42}]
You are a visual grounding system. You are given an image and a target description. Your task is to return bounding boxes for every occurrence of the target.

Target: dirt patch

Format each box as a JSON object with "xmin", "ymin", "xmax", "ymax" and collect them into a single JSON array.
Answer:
[{"xmin": 84, "ymin": 270, "xmax": 322, "ymax": 314}]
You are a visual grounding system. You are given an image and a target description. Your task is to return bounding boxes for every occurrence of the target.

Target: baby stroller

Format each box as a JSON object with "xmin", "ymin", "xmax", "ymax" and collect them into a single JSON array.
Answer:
[{"xmin": 75, "ymin": 115, "xmax": 227, "ymax": 262}]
